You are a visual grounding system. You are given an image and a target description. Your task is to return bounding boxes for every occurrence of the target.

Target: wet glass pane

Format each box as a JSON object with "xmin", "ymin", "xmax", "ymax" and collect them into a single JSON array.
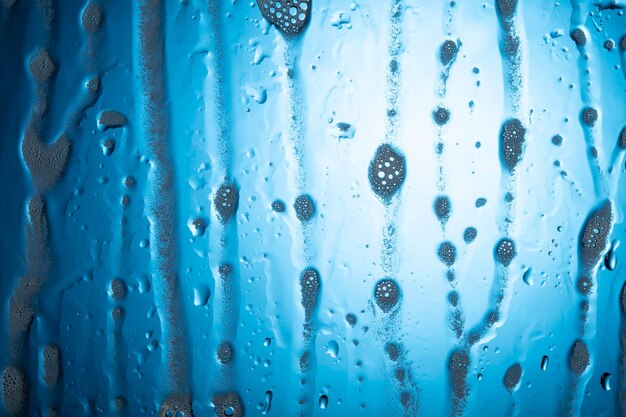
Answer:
[{"xmin": 0, "ymin": 1, "xmax": 625, "ymax": 416}]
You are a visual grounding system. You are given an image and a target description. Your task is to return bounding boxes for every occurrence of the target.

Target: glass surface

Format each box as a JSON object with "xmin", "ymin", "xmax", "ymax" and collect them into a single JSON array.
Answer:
[{"xmin": 1, "ymin": 1, "xmax": 625, "ymax": 416}]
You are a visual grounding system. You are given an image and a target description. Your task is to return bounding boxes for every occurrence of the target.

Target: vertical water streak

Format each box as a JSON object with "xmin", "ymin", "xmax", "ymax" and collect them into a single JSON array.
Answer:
[
  {"xmin": 256, "ymin": 1, "xmax": 318, "ymax": 414},
  {"xmin": 367, "ymin": 0, "xmax": 417, "ymax": 414},
  {"xmin": 204, "ymin": 3, "xmax": 244, "ymax": 413},
  {"xmin": 569, "ymin": 0, "xmax": 607, "ymax": 198},
  {"xmin": 135, "ymin": 1, "xmax": 193, "ymax": 414}
]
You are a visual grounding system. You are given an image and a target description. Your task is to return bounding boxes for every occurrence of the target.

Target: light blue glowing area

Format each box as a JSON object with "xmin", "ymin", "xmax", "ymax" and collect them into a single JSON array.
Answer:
[{"xmin": 0, "ymin": 1, "xmax": 625, "ymax": 417}]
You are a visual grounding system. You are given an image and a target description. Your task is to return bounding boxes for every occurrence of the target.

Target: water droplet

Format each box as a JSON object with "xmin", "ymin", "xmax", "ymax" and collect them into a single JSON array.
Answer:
[
  {"xmin": 319, "ymin": 394, "xmax": 329, "ymax": 409},
  {"xmin": 326, "ymin": 340, "xmax": 339, "ymax": 358},
  {"xmin": 540, "ymin": 355, "xmax": 549, "ymax": 371},
  {"xmin": 601, "ymin": 372, "xmax": 611, "ymax": 391},
  {"xmin": 522, "ymin": 268, "xmax": 533, "ymax": 286}
]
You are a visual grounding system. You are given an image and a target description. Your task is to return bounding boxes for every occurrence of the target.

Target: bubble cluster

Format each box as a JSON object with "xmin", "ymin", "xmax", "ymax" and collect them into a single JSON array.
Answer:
[
  {"xmin": 82, "ymin": 1, "xmax": 103, "ymax": 33},
  {"xmin": 503, "ymin": 363, "xmax": 522, "ymax": 393},
  {"xmin": 570, "ymin": 28, "xmax": 587, "ymax": 46},
  {"xmin": 300, "ymin": 268, "xmax": 321, "ymax": 321},
  {"xmin": 439, "ymin": 40, "xmax": 458, "ymax": 66},
  {"xmin": 618, "ymin": 127, "xmax": 626, "ymax": 150},
  {"xmin": 579, "ymin": 200, "xmax": 612, "ymax": 269},
  {"xmin": 368, "ymin": 143, "xmax": 407, "ymax": 203},
  {"xmin": 294, "ymin": 194, "xmax": 316, "ymax": 222},
  {"xmin": 214, "ymin": 181, "xmax": 239, "ymax": 224},
  {"xmin": 22, "ymin": 129, "xmax": 71, "ymax": 192},
  {"xmin": 109, "ymin": 278, "xmax": 126, "ymax": 301},
  {"xmin": 496, "ymin": 0, "xmax": 518, "ymax": 18},
  {"xmin": 494, "ymin": 238, "xmax": 516, "ymax": 267},
  {"xmin": 463, "ymin": 227, "xmax": 477, "ymax": 244},
  {"xmin": 28, "ymin": 48, "xmax": 55, "ymax": 83},
  {"xmin": 581, "ymin": 107, "xmax": 598, "ymax": 127},
  {"xmin": 448, "ymin": 349, "xmax": 470, "ymax": 413},
  {"xmin": 500, "ymin": 118, "xmax": 526, "ymax": 172},
  {"xmin": 437, "ymin": 241, "xmax": 457, "ymax": 267},
  {"xmin": 374, "ymin": 278, "xmax": 400, "ymax": 313},
  {"xmin": 271, "ymin": 199, "xmax": 286, "ymax": 213},
  {"xmin": 345, "ymin": 313, "xmax": 357, "ymax": 327},
  {"xmin": 569, "ymin": 340, "xmax": 590, "ymax": 376},
  {"xmin": 158, "ymin": 396, "xmax": 193, "ymax": 417},
  {"xmin": 98, "ymin": 110, "xmax": 127, "ymax": 130},
  {"xmin": 190, "ymin": 218, "xmax": 207, "ymax": 237},
  {"xmin": 217, "ymin": 342, "xmax": 234, "ymax": 365},
  {"xmin": 1, "ymin": 365, "xmax": 27, "ymax": 414},
  {"xmin": 385, "ymin": 342, "xmax": 401, "ymax": 362},
  {"xmin": 257, "ymin": 0, "xmax": 311, "ymax": 35},
  {"xmin": 434, "ymin": 195, "xmax": 451, "ymax": 224},
  {"xmin": 42, "ymin": 345, "xmax": 60, "ymax": 388},
  {"xmin": 433, "ymin": 106, "xmax": 450, "ymax": 126},
  {"xmin": 577, "ymin": 276, "xmax": 592, "ymax": 296},
  {"xmin": 101, "ymin": 139, "xmax": 115, "ymax": 156}
]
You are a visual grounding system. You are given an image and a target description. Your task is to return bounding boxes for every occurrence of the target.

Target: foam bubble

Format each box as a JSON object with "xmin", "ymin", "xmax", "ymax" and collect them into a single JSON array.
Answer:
[
  {"xmin": 463, "ymin": 227, "xmax": 477, "ymax": 244},
  {"xmin": 256, "ymin": 0, "xmax": 311, "ymax": 35},
  {"xmin": 569, "ymin": 340, "xmax": 590, "ymax": 376},
  {"xmin": 581, "ymin": 107, "xmax": 598, "ymax": 127},
  {"xmin": 82, "ymin": 1, "xmax": 103, "ymax": 33},
  {"xmin": 159, "ymin": 396, "xmax": 193, "ymax": 417},
  {"xmin": 494, "ymin": 238, "xmax": 516, "ymax": 267},
  {"xmin": 448, "ymin": 349, "xmax": 470, "ymax": 414},
  {"xmin": 437, "ymin": 241, "xmax": 457, "ymax": 267},
  {"xmin": 385, "ymin": 342, "xmax": 401, "ymax": 362},
  {"xmin": 271, "ymin": 199, "xmax": 286, "ymax": 213},
  {"xmin": 579, "ymin": 200, "xmax": 612, "ymax": 269},
  {"xmin": 28, "ymin": 48, "xmax": 55, "ymax": 83},
  {"xmin": 109, "ymin": 278, "xmax": 126, "ymax": 301},
  {"xmin": 98, "ymin": 110, "xmax": 127, "ymax": 130},
  {"xmin": 22, "ymin": 129, "xmax": 71, "ymax": 192},
  {"xmin": 293, "ymin": 194, "xmax": 316, "ymax": 222},
  {"xmin": 42, "ymin": 345, "xmax": 60, "ymax": 388},
  {"xmin": 500, "ymin": 118, "xmax": 526, "ymax": 172},
  {"xmin": 570, "ymin": 28, "xmax": 587, "ymax": 46},
  {"xmin": 217, "ymin": 342, "xmax": 234, "ymax": 365},
  {"xmin": 503, "ymin": 363, "xmax": 522, "ymax": 393},
  {"xmin": 368, "ymin": 143, "xmax": 407, "ymax": 203},
  {"xmin": 434, "ymin": 195, "xmax": 451, "ymax": 224},
  {"xmin": 618, "ymin": 127, "xmax": 626, "ymax": 150},
  {"xmin": 1, "ymin": 365, "xmax": 27, "ymax": 414},
  {"xmin": 213, "ymin": 392, "xmax": 243, "ymax": 416},
  {"xmin": 300, "ymin": 267, "xmax": 321, "ymax": 321},
  {"xmin": 433, "ymin": 106, "xmax": 450, "ymax": 126},
  {"xmin": 214, "ymin": 181, "xmax": 239, "ymax": 224},
  {"xmin": 439, "ymin": 40, "xmax": 458, "ymax": 66},
  {"xmin": 374, "ymin": 278, "xmax": 400, "ymax": 313}
]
